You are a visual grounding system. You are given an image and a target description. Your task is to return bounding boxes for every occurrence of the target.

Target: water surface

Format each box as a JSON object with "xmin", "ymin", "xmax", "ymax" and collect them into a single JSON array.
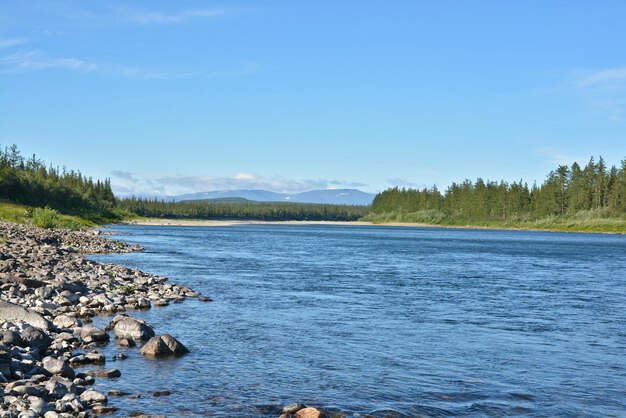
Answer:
[{"xmin": 87, "ymin": 225, "xmax": 626, "ymax": 417}]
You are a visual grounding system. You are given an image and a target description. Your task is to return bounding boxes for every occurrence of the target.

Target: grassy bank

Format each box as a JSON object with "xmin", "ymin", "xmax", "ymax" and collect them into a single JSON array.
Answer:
[
  {"xmin": 362, "ymin": 209, "xmax": 626, "ymax": 233},
  {"xmin": 0, "ymin": 202, "xmax": 134, "ymax": 230}
]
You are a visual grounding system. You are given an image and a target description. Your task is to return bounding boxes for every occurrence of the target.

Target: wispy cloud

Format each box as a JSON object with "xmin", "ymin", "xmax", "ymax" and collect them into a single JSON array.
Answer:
[
  {"xmin": 572, "ymin": 66, "xmax": 626, "ymax": 123},
  {"xmin": 536, "ymin": 147, "xmax": 585, "ymax": 166},
  {"xmin": 576, "ymin": 67, "xmax": 626, "ymax": 89},
  {"xmin": 0, "ymin": 37, "xmax": 27, "ymax": 48},
  {"xmin": 0, "ymin": 49, "xmax": 259, "ymax": 79},
  {"xmin": 110, "ymin": 170, "xmax": 137, "ymax": 182},
  {"xmin": 110, "ymin": 171, "xmax": 368, "ymax": 197},
  {"xmin": 118, "ymin": 7, "xmax": 228, "ymax": 25},
  {"xmin": 385, "ymin": 178, "xmax": 428, "ymax": 189},
  {"xmin": 0, "ymin": 50, "xmax": 96, "ymax": 73}
]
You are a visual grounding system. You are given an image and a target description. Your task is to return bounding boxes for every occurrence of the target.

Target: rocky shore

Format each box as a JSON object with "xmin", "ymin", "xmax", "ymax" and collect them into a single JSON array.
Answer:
[
  {"xmin": 0, "ymin": 221, "xmax": 331, "ymax": 418},
  {"xmin": 0, "ymin": 221, "xmax": 202, "ymax": 417}
]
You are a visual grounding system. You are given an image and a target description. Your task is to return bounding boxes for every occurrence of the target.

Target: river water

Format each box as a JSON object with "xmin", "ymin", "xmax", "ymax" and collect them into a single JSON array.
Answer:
[{"xmin": 87, "ymin": 224, "xmax": 626, "ymax": 417}]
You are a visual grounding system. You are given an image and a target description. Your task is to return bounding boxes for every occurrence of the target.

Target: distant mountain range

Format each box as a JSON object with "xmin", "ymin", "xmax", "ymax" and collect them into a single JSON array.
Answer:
[{"xmin": 168, "ymin": 189, "xmax": 375, "ymax": 206}]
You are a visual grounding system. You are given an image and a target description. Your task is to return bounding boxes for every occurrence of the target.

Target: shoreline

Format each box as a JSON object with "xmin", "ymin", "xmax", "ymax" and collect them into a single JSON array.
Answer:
[
  {"xmin": 0, "ymin": 220, "xmax": 203, "ymax": 417},
  {"xmin": 121, "ymin": 218, "xmax": 625, "ymax": 235}
]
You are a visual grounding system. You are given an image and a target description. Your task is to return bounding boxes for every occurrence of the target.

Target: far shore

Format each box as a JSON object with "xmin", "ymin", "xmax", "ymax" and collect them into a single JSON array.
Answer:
[{"xmin": 120, "ymin": 218, "xmax": 624, "ymax": 234}]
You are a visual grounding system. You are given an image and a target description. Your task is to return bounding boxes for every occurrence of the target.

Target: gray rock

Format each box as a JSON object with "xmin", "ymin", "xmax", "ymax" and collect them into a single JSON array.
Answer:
[
  {"xmin": 21, "ymin": 327, "xmax": 52, "ymax": 351},
  {"xmin": 42, "ymin": 356, "xmax": 74, "ymax": 378},
  {"xmin": 0, "ymin": 330, "xmax": 23, "ymax": 346},
  {"xmin": 113, "ymin": 317, "xmax": 155, "ymax": 342},
  {"xmin": 92, "ymin": 405, "xmax": 118, "ymax": 414},
  {"xmin": 79, "ymin": 389, "xmax": 107, "ymax": 406},
  {"xmin": 139, "ymin": 336, "xmax": 170, "ymax": 357},
  {"xmin": 0, "ymin": 301, "xmax": 51, "ymax": 330},
  {"xmin": 79, "ymin": 325, "xmax": 109, "ymax": 344},
  {"xmin": 44, "ymin": 377, "xmax": 76, "ymax": 398},
  {"xmin": 281, "ymin": 403, "xmax": 306, "ymax": 414},
  {"xmin": 161, "ymin": 333, "xmax": 189, "ymax": 355},
  {"xmin": 53, "ymin": 315, "xmax": 82, "ymax": 329},
  {"xmin": 139, "ymin": 334, "xmax": 188, "ymax": 357},
  {"xmin": 27, "ymin": 396, "xmax": 51, "ymax": 415},
  {"xmin": 86, "ymin": 368, "xmax": 121, "ymax": 379}
]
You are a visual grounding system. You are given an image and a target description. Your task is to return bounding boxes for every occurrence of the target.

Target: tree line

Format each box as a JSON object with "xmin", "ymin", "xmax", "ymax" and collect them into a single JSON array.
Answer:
[
  {"xmin": 0, "ymin": 143, "xmax": 117, "ymax": 215},
  {"xmin": 118, "ymin": 198, "xmax": 368, "ymax": 221},
  {"xmin": 369, "ymin": 156, "xmax": 626, "ymax": 221},
  {"xmin": 0, "ymin": 143, "xmax": 367, "ymax": 222}
]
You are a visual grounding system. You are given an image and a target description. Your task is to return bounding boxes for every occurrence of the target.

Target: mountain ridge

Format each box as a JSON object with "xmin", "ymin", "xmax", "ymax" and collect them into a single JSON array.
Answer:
[{"xmin": 169, "ymin": 188, "xmax": 375, "ymax": 205}]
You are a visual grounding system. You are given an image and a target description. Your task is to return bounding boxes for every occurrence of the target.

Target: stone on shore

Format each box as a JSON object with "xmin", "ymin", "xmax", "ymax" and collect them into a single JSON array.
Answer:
[
  {"xmin": 86, "ymin": 368, "xmax": 121, "ymax": 379},
  {"xmin": 140, "ymin": 334, "xmax": 189, "ymax": 357},
  {"xmin": 53, "ymin": 314, "xmax": 82, "ymax": 329},
  {"xmin": 79, "ymin": 324, "xmax": 109, "ymax": 344},
  {"xmin": 112, "ymin": 316, "xmax": 155, "ymax": 341},
  {"xmin": 79, "ymin": 389, "xmax": 108, "ymax": 406},
  {"xmin": 281, "ymin": 403, "xmax": 306, "ymax": 414},
  {"xmin": 42, "ymin": 356, "xmax": 74, "ymax": 378},
  {"xmin": 0, "ymin": 300, "xmax": 51, "ymax": 330},
  {"xmin": 21, "ymin": 326, "xmax": 53, "ymax": 351},
  {"xmin": 294, "ymin": 407, "xmax": 327, "ymax": 418}
]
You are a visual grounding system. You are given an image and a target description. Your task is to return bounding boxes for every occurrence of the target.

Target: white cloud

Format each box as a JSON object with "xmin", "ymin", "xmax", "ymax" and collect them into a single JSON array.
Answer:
[
  {"xmin": 576, "ymin": 67, "xmax": 626, "ymax": 88},
  {"xmin": 0, "ymin": 50, "xmax": 96, "ymax": 73},
  {"xmin": 536, "ymin": 147, "xmax": 584, "ymax": 166},
  {"xmin": 117, "ymin": 7, "xmax": 227, "ymax": 25},
  {"xmin": 0, "ymin": 49, "xmax": 259, "ymax": 80},
  {"xmin": 0, "ymin": 37, "xmax": 27, "ymax": 49},
  {"xmin": 385, "ymin": 177, "xmax": 428, "ymax": 189},
  {"xmin": 110, "ymin": 172, "xmax": 369, "ymax": 198},
  {"xmin": 573, "ymin": 66, "xmax": 626, "ymax": 123}
]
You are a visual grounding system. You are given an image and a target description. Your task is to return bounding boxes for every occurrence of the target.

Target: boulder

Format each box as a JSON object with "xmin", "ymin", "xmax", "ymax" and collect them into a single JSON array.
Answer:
[
  {"xmin": 86, "ymin": 368, "xmax": 121, "ymax": 379},
  {"xmin": 79, "ymin": 389, "xmax": 108, "ymax": 406},
  {"xmin": 44, "ymin": 377, "xmax": 76, "ymax": 398},
  {"xmin": 53, "ymin": 315, "xmax": 82, "ymax": 329},
  {"xmin": 113, "ymin": 317, "xmax": 155, "ymax": 342},
  {"xmin": 21, "ymin": 327, "xmax": 52, "ymax": 351},
  {"xmin": 27, "ymin": 395, "xmax": 51, "ymax": 415},
  {"xmin": 160, "ymin": 334, "xmax": 189, "ymax": 355},
  {"xmin": 281, "ymin": 403, "xmax": 306, "ymax": 414},
  {"xmin": 0, "ymin": 300, "xmax": 51, "ymax": 330},
  {"xmin": 295, "ymin": 408, "xmax": 326, "ymax": 418},
  {"xmin": 140, "ymin": 334, "xmax": 188, "ymax": 357},
  {"xmin": 42, "ymin": 356, "xmax": 74, "ymax": 378},
  {"xmin": 79, "ymin": 325, "xmax": 109, "ymax": 344},
  {"xmin": 0, "ymin": 330, "xmax": 23, "ymax": 346}
]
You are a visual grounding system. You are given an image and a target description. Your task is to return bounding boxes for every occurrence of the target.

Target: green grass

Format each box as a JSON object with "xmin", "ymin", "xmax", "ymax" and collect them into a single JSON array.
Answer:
[
  {"xmin": 362, "ymin": 209, "xmax": 626, "ymax": 234},
  {"xmin": 0, "ymin": 202, "xmax": 134, "ymax": 229}
]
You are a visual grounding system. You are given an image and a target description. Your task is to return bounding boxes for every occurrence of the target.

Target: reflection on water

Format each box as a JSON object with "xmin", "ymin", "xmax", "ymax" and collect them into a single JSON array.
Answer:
[{"xmin": 87, "ymin": 225, "xmax": 626, "ymax": 417}]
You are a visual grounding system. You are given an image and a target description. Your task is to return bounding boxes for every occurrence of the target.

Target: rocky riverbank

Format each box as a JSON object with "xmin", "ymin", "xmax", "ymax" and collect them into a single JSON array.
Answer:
[{"xmin": 0, "ymin": 221, "xmax": 203, "ymax": 417}]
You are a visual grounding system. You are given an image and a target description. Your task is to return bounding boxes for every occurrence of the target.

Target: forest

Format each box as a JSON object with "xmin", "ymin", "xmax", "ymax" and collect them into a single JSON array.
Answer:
[
  {"xmin": 118, "ymin": 198, "xmax": 368, "ymax": 221},
  {"xmin": 366, "ymin": 156, "xmax": 626, "ymax": 231},
  {"xmin": 0, "ymin": 143, "xmax": 118, "ymax": 221},
  {"xmin": 0, "ymin": 144, "xmax": 366, "ymax": 224},
  {"xmin": 2, "ymin": 142, "xmax": 626, "ymax": 232}
]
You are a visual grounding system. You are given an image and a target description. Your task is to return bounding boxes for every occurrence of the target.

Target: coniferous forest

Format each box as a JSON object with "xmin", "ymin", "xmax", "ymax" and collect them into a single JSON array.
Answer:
[
  {"xmin": 119, "ymin": 198, "xmax": 368, "ymax": 221},
  {"xmin": 366, "ymin": 156, "xmax": 626, "ymax": 231},
  {"xmin": 0, "ymin": 143, "xmax": 117, "ymax": 216},
  {"xmin": 1, "ymin": 143, "xmax": 626, "ymax": 232}
]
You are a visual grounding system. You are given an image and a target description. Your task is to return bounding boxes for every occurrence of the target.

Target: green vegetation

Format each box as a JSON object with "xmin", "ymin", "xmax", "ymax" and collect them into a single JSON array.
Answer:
[
  {"xmin": 0, "ymin": 143, "xmax": 366, "ymax": 225},
  {"xmin": 0, "ymin": 143, "xmax": 129, "ymax": 226},
  {"xmin": 0, "ymin": 202, "xmax": 97, "ymax": 229},
  {"xmin": 3, "ymin": 142, "xmax": 626, "ymax": 233},
  {"xmin": 114, "ymin": 284, "xmax": 136, "ymax": 295},
  {"xmin": 366, "ymin": 156, "xmax": 626, "ymax": 233},
  {"xmin": 119, "ymin": 198, "xmax": 368, "ymax": 221}
]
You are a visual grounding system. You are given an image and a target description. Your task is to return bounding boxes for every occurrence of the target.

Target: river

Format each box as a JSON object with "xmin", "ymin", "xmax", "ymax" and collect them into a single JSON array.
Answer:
[{"xmin": 87, "ymin": 224, "xmax": 626, "ymax": 417}]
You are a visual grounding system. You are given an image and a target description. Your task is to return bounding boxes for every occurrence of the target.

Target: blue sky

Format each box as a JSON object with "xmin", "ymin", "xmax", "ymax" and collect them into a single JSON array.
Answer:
[{"xmin": 1, "ymin": 1, "xmax": 625, "ymax": 197}]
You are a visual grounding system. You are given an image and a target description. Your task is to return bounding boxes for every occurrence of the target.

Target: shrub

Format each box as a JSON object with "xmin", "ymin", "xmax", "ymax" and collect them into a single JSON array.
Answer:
[{"xmin": 30, "ymin": 207, "xmax": 60, "ymax": 229}]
